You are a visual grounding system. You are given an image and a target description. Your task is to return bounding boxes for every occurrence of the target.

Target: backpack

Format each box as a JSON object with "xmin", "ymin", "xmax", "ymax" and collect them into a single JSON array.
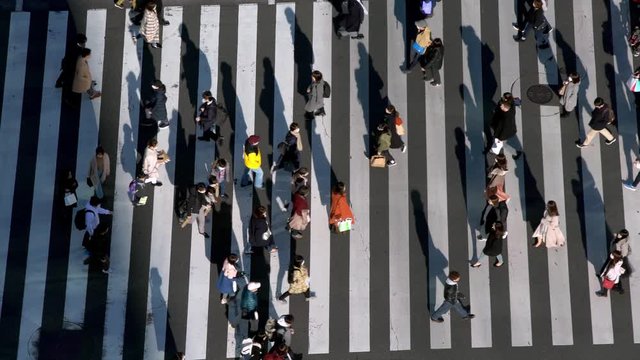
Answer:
[
  {"xmin": 323, "ymin": 82, "xmax": 331, "ymax": 98},
  {"xmin": 74, "ymin": 209, "xmax": 95, "ymax": 230}
]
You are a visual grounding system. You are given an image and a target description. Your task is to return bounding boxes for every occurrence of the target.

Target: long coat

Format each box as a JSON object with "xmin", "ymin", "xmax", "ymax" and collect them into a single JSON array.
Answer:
[
  {"xmin": 148, "ymin": 88, "xmax": 168, "ymax": 120},
  {"xmin": 287, "ymin": 265, "xmax": 310, "ymax": 294},
  {"xmin": 560, "ymin": 81, "xmax": 579, "ymax": 112},
  {"xmin": 304, "ymin": 80, "xmax": 325, "ymax": 112},
  {"xmin": 329, "ymin": 191, "xmax": 355, "ymax": 226},
  {"xmin": 88, "ymin": 154, "xmax": 111, "ymax": 187},
  {"xmin": 532, "ymin": 211, "xmax": 565, "ymax": 248},
  {"xmin": 141, "ymin": 8, "xmax": 160, "ymax": 44},
  {"xmin": 482, "ymin": 230, "xmax": 504, "ymax": 256},
  {"xmin": 72, "ymin": 57, "xmax": 92, "ymax": 93},
  {"xmin": 142, "ymin": 147, "xmax": 160, "ymax": 179},
  {"xmin": 490, "ymin": 106, "xmax": 517, "ymax": 140}
]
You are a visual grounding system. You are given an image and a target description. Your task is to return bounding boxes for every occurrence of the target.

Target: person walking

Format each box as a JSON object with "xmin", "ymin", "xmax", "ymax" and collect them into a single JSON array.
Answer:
[
  {"xmin": 186, "ymin": 183, "xmax": 211, "ymax": 238},
  {"xmin": 240, "ymin": 282, "xmax": 261, "ymax": 332},
  {"xmin": 278, "ymin": 255, "xmax": 314, "ymax": 303},
  {"xmin": 273, "ymin": 314, "xmax": 295, "ymax": 346},
  {"xmin": 56, "ymin": 33, "xmax": 86, "ymax": 89},
  {"xmin": 486, "ymin": 154, "xmax": 510, "ymax": 203},
  {"xmin": 211, "ymin": 158, "xmax": 230, "ymax": 198},
  {"xmin": 420, "ymin": 38, "xmax": 444, "ymax": 86},
  {"xmin": 88, "ymin": 146, "xmax": 110, "ymax": 199},
  {"xmin": 287, "ymin": 186, "xmax": 310, "ymax": 239},
  {"xmin": 375, "ymin": 123, "xmax": 396, "ymax": 166},
  {"xmin": 272, "ymin": 122, "xmax": 303, "ymax": 173},
  {"xmin": 139, "ymin": 1, "xmax": 161, "ymax": 48},
  {"xmin": 478, "ymin": 195, "xmax": 508, "ymax": 241},
  {"xmin": 72, "ymin": 48, "xmax": 101, "ymax": 100},
  {"xmin": 217, "ymin": 253, "xmax": 241, "ymax": 304},
  {"xmin": 335, "ymin": 0, "xmax": 367, "ymax": 39},
  {"xmin": 431, "ymin": 271, "xmax": 475, "ymax": 322},
  {"xmin": 196, "ymin": 90, "xmax": 220, "ymax": 142},
  {"xmin": 142, "ymin": 138, "xmax": 165, "ymax": 186},
  {"xmin": 622, "ymin": 155, "xmax": 640, "ymax": 191},
  {"xmin": 83, "ymin": 223, "xmax": 111, "ymax": 274},
  {"xmin": 304, "ymin": 70, "xmax": 330, "ymax": 119},
  {"xmin": 240, "ymin": 135, "xmax": 264, "ymax": 189},
  {"xmin": 576, "ymin": 97, "xmax": 617, "ymax": 148},
  {"xmin": 489, "ymin": 98, "xmax": 521, "ymax": 160},
  {"xmin": 83, "ymin": 196, "xmax": 113, "ymax": 248},
  {"xmin": 471, "ymin": 221, "xmax": 506, "ymax": 267},
  {"xmin": 559, "ymin": 72, "xmax": 580, "ymax": 117},
  {"xmin": 596, "ymin": 251, "xmax": 625, "ymax": 297},
  {"xmin": 384, "ymin": 105, "xmax": 406, "ymax": 153},
  {"xmin": 329, "ymin": 182, "xmax": 355, "ymax": 233},
  {"xmin": 609, "ymin": 230, "xmax": 632, "ymax": 293},
  {"xmin": 144, "ymin": 80, "xmax": 169, "ymax": 129},
  {"xmin": 532, "ymin": 200, "xmax": 565, "ymax": 248},
  {"xmin": 402, "ymin": 19, "xmax": 431, "ymax": 73},
  {"xmin": 62, "ymin": 170, "xmax": 79, "ymax": 210},
  {"xmin": 513, "ymin": 0, "xmax": 552, "ymax": 48},
  {"xmin": 247, "ymin": 205, "xmax": 276, "ymax": 253}
]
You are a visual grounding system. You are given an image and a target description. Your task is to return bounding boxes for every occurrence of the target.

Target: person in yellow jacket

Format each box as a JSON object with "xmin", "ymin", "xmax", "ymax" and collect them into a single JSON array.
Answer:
[
  {"xmin": 402, "ymin": 19, "xmax": 432, "ymax": 73},
  {"xmin": 240, "ymin": 135, "xmax": 264, "ymax": 189}
]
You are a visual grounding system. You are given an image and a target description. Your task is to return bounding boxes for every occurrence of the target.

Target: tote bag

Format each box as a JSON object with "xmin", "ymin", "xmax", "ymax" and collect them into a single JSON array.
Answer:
[{"xmin": 627, "ymin": 76, "xmax": 640, "ymax": 92}]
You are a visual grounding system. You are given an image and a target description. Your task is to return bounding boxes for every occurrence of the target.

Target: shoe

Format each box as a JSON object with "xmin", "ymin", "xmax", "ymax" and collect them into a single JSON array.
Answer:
[
  {"xmin": 470, "ymin": 262, "xmax": 481, "ymax": 268},
  {"xmin": 278, "ymin": 298, "xmax": 287, "ymax": 304},
  {"xmin": 623, "ymin": 182, "xmax": 637, "ymax": 191},
  {"xmin": 514, "ymin": 35, "xmax": 525, "ymax": 41},
  {"xmin": 512, "ymin": 23, "xmax": 520, "ymax": 31},
  {"xmin": 533, "ymin": 239, "xmax": 542, "ymax": 247},
  {"xmin": 401, "ymin": 145, "xmax": 407, "ymax": 153},
  {"xmin": 462, "ymin": 314, "xmax": 476, "ymax": 320},
  {"xmin": 162, "ymin": 20, "xmax": 170, "ymax": 26},
  {"xmin": 202, "ymin": 232, "xmax": 210, "ymax": 238},
  {"xmin": 83, "ymin": 257, "xmax": 91, "ymax": 265},
  {"xmin": 430, "ymin": 81, "xmax": 441, "ymax": 87},
  {"xmin": 90, "ymin": 91, "xmax": 102, "ymax": 100},
  {"xmin": 158, "ymin": 122, "xmax": 169, "ymax": 129},
  {"xmin": 575, "ymin": 140, "xmax": 586, "ymax": 148},
  {"xmin": 154, "ymin": 181, "xmax": 163, "ymax": 187},
  {"xmin": 605, "ymin": 138, "xmax": 617, "ymax": 145},
  {"xmin": 595, "ymin": 291, "xmax": 607, "ymax": 297},
  {"xmin": 538, "ymin": 43, "xmax": 550, "ymax": 49},
  {"xmin": 102, "ymin": 269, "xmax": 110, "ymax": 274},
  {"xmin": 114, "ymin": 3, "xmax": 124, "ymax": 9},
  {"xmin": 387, "ymin": 160, "xmax": 397, "ymax": 167},
  {"xmin": 351, "ymin": 34, "xmax": 365, "ymax": 39},
  {"xmin": 305, "ymin": 295, "xmax": 316, "ymax": 301},
  {"xmin": 616, "ymin": 287, "xmax": 625, "ymax": 294},
  {"xmin": 477, "ymin": 237, "xmax": 487, "ymax": 242},
  {"xmin": 151, "ymin": 43, "xmax": 162, "ymax": 48},
  {"xmin": 431, "ymin": 317, "xmax": 444, "ymax": 323},
  {"xmin": 512, "ymin": 151, "xmax": 523, "ymax": 160},
  {"xmin": 560, "ymin": 111, "xmax": 569, "ymax": 118},
  {"xmin": 197, "ymin": 136, "xmax": 210, "ymax": 142},
  {"xmin": 221, "ymin": 298, "xmax": 228, "ymax": 304},
  {"xmin": 494, "ymin": 261, "xmax": 504, "ymax": 267}
]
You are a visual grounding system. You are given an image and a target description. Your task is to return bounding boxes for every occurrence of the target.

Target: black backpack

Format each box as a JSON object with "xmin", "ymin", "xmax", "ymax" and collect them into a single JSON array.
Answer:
[
  {"xmin": 74, "ymin": 209, "xmax": 95, "ymax": 231},
  {"xmin": 323, "ymin": 82, "xmax": 331, "ymax": 98}
]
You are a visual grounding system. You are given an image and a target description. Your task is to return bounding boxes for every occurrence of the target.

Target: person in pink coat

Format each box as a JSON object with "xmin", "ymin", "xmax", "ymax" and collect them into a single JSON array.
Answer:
[{"xmin": 532, "ymin": 200, "xmax": 565, "ymax": 248}]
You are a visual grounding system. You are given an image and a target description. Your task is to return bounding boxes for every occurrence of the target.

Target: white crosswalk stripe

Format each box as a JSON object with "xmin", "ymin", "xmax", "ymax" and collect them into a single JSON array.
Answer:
[{"xmin": 1, "ymin": 2, "xmax": 640, "ymax": 359}]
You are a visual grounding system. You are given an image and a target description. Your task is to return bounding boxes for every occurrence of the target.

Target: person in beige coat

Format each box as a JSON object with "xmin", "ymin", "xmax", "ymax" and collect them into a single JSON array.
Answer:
[
  {"xmin": 278, "ymin": 255, "xmax": 314, "ymax": 303},
  {"xmin": 532, "ymin": 200, "xmax": 565, "ymax": 248},
  {"xmin": 142, "ymin": 138, "xmax": 164, "ymax": 186},
  {"xmin": 139, "ymin": 1, "xmax": 161, "ymax": 48},
  {"xmin": 72, "ymin": 48, "xmax": 101, "ymax": 99},
  {"xmin": 88, "ymin": 146, "xmax": 110, "ymax": 199}
]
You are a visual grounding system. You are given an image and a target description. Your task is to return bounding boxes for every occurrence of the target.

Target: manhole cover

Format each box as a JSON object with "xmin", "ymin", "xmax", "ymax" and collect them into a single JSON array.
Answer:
[{"xmin": 526, "ymin": 84, "xmax": 554, "ymax": 104}]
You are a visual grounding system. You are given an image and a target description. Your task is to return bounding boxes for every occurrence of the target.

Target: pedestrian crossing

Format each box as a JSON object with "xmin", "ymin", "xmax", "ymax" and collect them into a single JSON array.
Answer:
[{"xmin": 0, "ymin": 1, "xmax": 640, "ymax": 359}]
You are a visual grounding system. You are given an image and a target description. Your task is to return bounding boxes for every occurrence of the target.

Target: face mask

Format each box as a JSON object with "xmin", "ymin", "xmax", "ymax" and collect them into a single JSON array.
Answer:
[{"xmin": 202, "ymin": 98, "xmax": 207, "ymax": 103}]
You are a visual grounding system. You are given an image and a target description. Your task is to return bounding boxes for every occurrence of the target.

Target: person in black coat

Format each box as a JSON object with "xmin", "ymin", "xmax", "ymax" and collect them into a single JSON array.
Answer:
[
  {"xmin": 186, "ymin": 183, "xmax": 211, "ymax": 238},
  {"xmin": 472, "ymin": 221, "xmax": 506, "ymax": 268},
  {"xmin": 488, "ymin": 98, "xmax": 522, "ymax": 160},
  {"xmin": 56, "ymin": 33, "xmax": 87, "ymax": 89},
  {"xmin": 513, "ymin": 0, "xmax": 551, "ymax": 48},
  {"xmin": 196, "ymin": 90, "xmax": 221, "ymax": 142},
  {"xmin": 576, "ymin": 97, "xmax": 617, "ymax": 148},
  {"xmin": 273, "ymin": 122, "xmax": 302, "ymax": 173},
  {"xmin": 431, "ymin": 271, "xmax": 475, "ymax": 322},
  {"xmin": 145, "ymin": 80, "xmax": 169, "ymax": 128},
  {"xmin": 383, "ymin": 105, "xmax": 406, "ymax": 153},
  {"xmin": 479, "ymin": 194, "xmax": 509, "ymax": 239},
  {"xmin": 335, "ymin": 0, "xmax": 366, "ymax": 40},
  {"xmin": 247, "ymin": 205, "xmax": 276, "ymax": 253},
  {"xmin": 420, "ymin": 38, "xmax": 444, "ymax": 86}
]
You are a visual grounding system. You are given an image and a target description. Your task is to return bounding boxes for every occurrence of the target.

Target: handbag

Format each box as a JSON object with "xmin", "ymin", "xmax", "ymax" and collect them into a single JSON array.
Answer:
[
  {"xmin": 412, "ymin": 41, "xmax": 426, "ymax": 55},
  {"xmin": 396, "ymin": 123, "xmax": 406, "ymax": 136},
  {"xmin": 558, "ymin": 83, "xmax": 567, "ymax": 96},
  {"xmin": 602, "ymin": 277, "xmax": 615, "ymax": 289},
  {"xmin": 370, "ymin": 154, "xmax": 386, "ymax": 168},
  {"xmin": 628, "ymin": 76, "xmax": 640, "ymax": 92},
  {"xmin": 64, "ymin": 192, "xmax": 78, "ymax": 207},
  {"xmin": 337, "ymin": 218, "xmax": 353, "ymax": 232}
]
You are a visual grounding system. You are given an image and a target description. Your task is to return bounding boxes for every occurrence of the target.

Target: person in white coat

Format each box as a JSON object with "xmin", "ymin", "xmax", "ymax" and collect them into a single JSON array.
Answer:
[
  {"xmin": 143, "ymin": 138, "xmax": 163, "ymax": 186},
  {"xmin": 559, "ymin": 73, "xmax": 580, "ymax": 117},
  {"xmin": 532, "ymin": 200, "xmax": 565, "ymax": 248}
]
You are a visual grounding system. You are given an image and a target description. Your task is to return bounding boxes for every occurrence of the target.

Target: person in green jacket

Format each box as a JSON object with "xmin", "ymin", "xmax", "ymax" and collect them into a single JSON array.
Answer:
[{"xmin": 376, "ymin": 123, "xmax": 396, "ymax": 166}]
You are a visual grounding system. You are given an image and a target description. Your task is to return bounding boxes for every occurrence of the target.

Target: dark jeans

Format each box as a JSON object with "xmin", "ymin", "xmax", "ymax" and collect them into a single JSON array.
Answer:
[
  {"xmin": 380, "ymin": 149, "xmax": 395, "ymax": 164},
  {"xmin": 279, "ymin": 288, "xmax": 310, "ymax": 300},
  {"xmin": 633, "ymin": 171, "xmax": 640, "ymax": 187},
  {"xmin": 422, "ymin": 66, "xmax": 441, "ymax": 84}
]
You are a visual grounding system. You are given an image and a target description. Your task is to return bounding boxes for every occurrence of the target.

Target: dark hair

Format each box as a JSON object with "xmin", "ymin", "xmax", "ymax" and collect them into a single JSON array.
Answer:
[
  {"xmin": 495, "ymin": 154, "xmax": 508, "ymax": 170},
  {"xmin": 89, "ymin": 196, "xmax": 101, "ymax": 207},
  {"xmin": 594, "ymin": 97, "xmax": 605, "ymax": 107},
  {"xmin": 202, "ymin": 90, "xmax": 213, "ymax": 100},
  {"xmin": 275, "ymin": 343, "xmax": 289, "ymax": 355},
  {"xmin": 311, "ymin": 70, "xmax": 323, "ymax": 82},
  {"xmin": 254, "ymin": 205, "xmax": 267, "ymax": 218},
  {"xmin": 609, "ymin": 250, "xmax": 623, "ymax": 264},
  {"xmin": 216, "ymin": 158, "xmax": 227, "ymax": 168},
  {"xmin": 449, "ymin": 271, "xmax": 461, "ymax": 282},
  {"xmin": 569, "ymin": 72, "xmax": 580, "ymax": 83},
  {"xmin": 386, "ymin": 104, "xmax": 397, "ymax": 116},
  {"xmin": 228, "ymin": 253, "xmax": 239, "ymax": 263},
  {"xmin": 334, "ymin": 182, "xmax": 346, "ymax": 195},
  {"xmin": 499, "ymin": 98, "xmax": 512, "ymax": 110},
  {"xmin": 294, "ymin": 254, "xmax": 305, "ymax": 267},
  {"xmin": 377, "ymin": 122, "xmax": 390, "ymax": 132},
  {"xmin": 297, "ymin": 185, "xmax": 310, "ymax": 197},
  {"xmin": 295, "ymin": 167, "xmax": 309, "ymax": 177},
  {"xmin": 208, "ymin": 175, "xmax": 218, "ymax": 185},
  {"xmin": 290, "ymin": 122, "xmax": 299, "ymax": 131},
  {"xmin": 76, "ymin": 33, "xmax": 87, "ymax": 44},
  {"xmin": 546, "ymin": 200, "xmax": 559, "ymax": 216},
  {"xmin": 95, "ymin": 146, "xmax": 105, "ymax": 156},
  {"xmin": 148, "ymin": 138, "xmax": 158, "ymax": 147},
  {"xmin": 80, "ymin": 48, "xmax": 92, "ymax": 57},
  {"xmin": 432, "ymin": 38, "xmax": 443, "ymax": 46},
  {"xmin": 618, "ymin": 229, "xmax": 629, "ymax": 239},
  {"xmin": 196, "ymin": 183, "xmax": 206, "ymax": 192},
  {"xmin": 488, "ymin": 194, "xmax": 500, "ymax": 204},
  {"xmin": 152, "ymin": 80, "xmax": 165, "ymax": 91},
  {"xmin": 146, "ymin": 0, "xmax": 157, "ymax": 10},
  {"xmin": 533, "ymin": 0, "xmax": 543, "ymax": 9},
  {"xmin": 282, "ymin": 314, "xmax": 294, "ymax": 324}
]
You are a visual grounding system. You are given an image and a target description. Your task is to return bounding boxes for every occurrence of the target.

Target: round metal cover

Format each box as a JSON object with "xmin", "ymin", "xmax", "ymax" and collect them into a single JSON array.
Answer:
[{"xmin": 526, "ymin": 84, "xmax": 554, "ymax": 104}]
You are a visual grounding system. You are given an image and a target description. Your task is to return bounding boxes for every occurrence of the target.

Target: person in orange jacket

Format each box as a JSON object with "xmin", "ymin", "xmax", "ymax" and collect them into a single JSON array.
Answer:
[{"xmin": 329, "ymin": 182, "xmax": 355, "ymax": 233}]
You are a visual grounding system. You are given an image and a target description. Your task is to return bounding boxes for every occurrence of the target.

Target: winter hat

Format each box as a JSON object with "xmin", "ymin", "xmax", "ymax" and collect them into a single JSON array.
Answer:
[
  {"xmin": 247, "ymin": 282, "xmax": 261, "ymax": 291},
  {"xmin": 415, "ymin": 19, "xmax": 429, "ymax": 29},
  {"xmin": 247, "ymin": 135, "xmax": 261, "ymax": 146}
]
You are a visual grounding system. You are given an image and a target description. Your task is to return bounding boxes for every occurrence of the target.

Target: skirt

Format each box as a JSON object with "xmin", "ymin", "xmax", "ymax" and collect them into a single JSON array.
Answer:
[{"xmin": 216, "ymin": 274, "xmax": 235, "ymax": 295}]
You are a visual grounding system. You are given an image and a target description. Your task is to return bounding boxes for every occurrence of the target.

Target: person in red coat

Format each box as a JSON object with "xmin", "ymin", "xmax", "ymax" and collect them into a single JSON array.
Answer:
[{"xmin": 329, "ymin": 182, "xmax": 355, "ymax": 233}]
